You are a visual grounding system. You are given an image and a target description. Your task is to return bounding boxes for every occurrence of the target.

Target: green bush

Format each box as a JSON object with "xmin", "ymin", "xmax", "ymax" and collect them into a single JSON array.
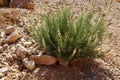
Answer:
[{"xmin": 29, "ymin": 7, "xmax": 105, "ymax": 61}]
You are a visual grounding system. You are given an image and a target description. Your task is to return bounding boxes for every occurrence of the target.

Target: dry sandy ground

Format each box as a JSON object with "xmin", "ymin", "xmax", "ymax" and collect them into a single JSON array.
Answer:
[{"xmin": 0, "ymin": 0, "xmax": 120, "ymax": 80}]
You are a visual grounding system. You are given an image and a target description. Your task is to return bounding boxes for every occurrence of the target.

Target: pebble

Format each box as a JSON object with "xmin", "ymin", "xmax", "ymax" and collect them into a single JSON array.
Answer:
[
  {"xmin": 33, "ymin": 68, "xmax": 40, "ymax": 75},
  {"xmin": 3, "ymin": 44, "xmax": 9, "ymax": 50},
  {"xmin": 16, "ymin": 49, "xmax": 26, "ymax": 59},
  {"xmin": 59, "ymin": 58, "xmax": 69, "ymax": 66},
  {"xmin": 22, "ymin": 58, "xmax": 36, "ymax": 70},
  {"xmin": 6, "ymin": 32, "xmax": 21, "ymax": 43},
  {"xmin": 17, "ymin": 44, "xmax": 30, "ymax": 52},
  {"xmin": 6, "ymin": 52, "xmax": 14, "ymax": 61},
  {"xmin": 0, "ymin": 32, "xmax": 5, "ymax": 38},
  {"xmin": 0, "ymin": 46, "xmax": 3, "ymax": 52},
  {"xmin": 20, "ymin": 38, "xmax": 26, "ymax": 42},
  {"xmin": 10, "ymin": 46, "xmax": 16, "ymax": 52},
  {"xmin": 16, "ymin": 44, "xmax": 29, "ymax": 59},
  {"xmin": 0, "ymin": 77, "xmax": 7, "ymax": 80},
  {"xmin": 12, "ymin": 53, "xmax": 18, "ymax": 59},
  {"xmin": 0, "ymin": 67, "xmax": 9, "ymax": 73},
  {"xmin": 0, "ymin": 73, "xmax": 4, "ymax": 78},
  {"xmin": 23, "ymin": 41, "xmax": 32, "ymax": 47},
  {"xmin": 19, "ymin": 22, "xmax": 24, "ymax": 27},
  {"xmin": 4, "ymin": 25, "xmax": 15, "ymax": 35}
]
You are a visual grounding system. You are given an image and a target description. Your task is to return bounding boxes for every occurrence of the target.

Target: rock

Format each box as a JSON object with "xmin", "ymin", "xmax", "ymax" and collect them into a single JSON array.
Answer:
[
  {"xmin": 16, "ymin": 44, "xmax": 29, "ymax": 52},
  {"xmin": 0, "ymin": 31, "xmax": 5, "ymax": 38},
  {"xmin": 12, "ymin": 53, "xmax": 18, "ymax": 59},
  {"xmin": 0, "ymin": 77, "xmax": 7, "ymax": 80},
  {"xmin": 16, "ymin": 44, "xmax": 29, "ymax": 59},
  {"xmin": 6, "ymin": 32, "xmax": 21, "ymax": 43},
  {"xmin": 19, "ymin": 22, "xmax": 24, "ymax": 27},
  {"xmin": 20, "ymin": 38, "xmax": 26, "ymax": 42},
  {"xmin": 10, "ymin": 46, "xmax": 16, "ymax": 53},
  {"xmin": 58, "ymin": 58, "xmax": 69, "ymax": 66},
  {"xmin": 16, "ymin": 49, "xmax": 24, "ymax": 58},
  {"xmin": 116, "ymin": 0, "xmax": 120, "ymax": 2},
  {"xmin": 29, "ymin": 55, "xmax": 57, "ymax": 65},
  {"xmin": 6, "ymin": 52, "xmax": 14, "ymax": 61},
  {"xmin": 3, "ymin": 44, "xmax": 9, "ymax": 50},
  {"xmin": 0, "ymin": 67, "xmax": 8, "ymax": 73},
  {"xmin": 0, "ymin": 73, "xmax": 4, "ymax": 78},
  {"xmin": 4, "ymin": 25, "xmax": 15, "ymax": 35},
  {"xmin": 23, "ymin": 41, "xmax": 32, "ymax": 47},
  {"xmin": 22, "ymin": 58, "xmax": 36, "ymax": 70},
  {"xmin": 0, "ymin": 46, "xmax": 3, "ymax": 53},
  {"xmin": 33, "ymin": 68, "xmax": 40, "ymax": 75},
  {"xmin": 0, "ymin": 0, "xmax": 8, "ymax": 6},
  {"xmin": 26, "ymin": 3, "xmax": 35, "ymax": 9},
  {"xmin": 9, "ymin": 0, "xmax": 30, "ymax": 8}
]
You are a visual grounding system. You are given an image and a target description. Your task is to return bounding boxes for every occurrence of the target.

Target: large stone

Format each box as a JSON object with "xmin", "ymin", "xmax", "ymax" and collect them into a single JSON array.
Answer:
[
  {"xmin": 5, "ymin": 25, "xmax": 15, "ymax": 35},
  {"xmin": 29, "ymin": 55, "xmax": 57, "ymax": 65},
  {"xmin": 6, "ymin": 32, "xmax": 21, "ymax": 43},
  {"xmin": 0, "ymin": 0, "xmax": 8, "ymax": 6},
  {"xmin": 116, "ymin": 0, "xmax": 120, "ymax": 2},
  {"xmin": 9, "ymin": 0, "xmax": 30, "ymax": 8}
]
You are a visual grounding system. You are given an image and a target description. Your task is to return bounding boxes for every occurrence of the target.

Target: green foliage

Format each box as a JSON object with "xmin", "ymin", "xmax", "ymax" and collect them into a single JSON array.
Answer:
[{"xmin": 29, "ymin": 7, "xmax": 105, "ymax": 61}]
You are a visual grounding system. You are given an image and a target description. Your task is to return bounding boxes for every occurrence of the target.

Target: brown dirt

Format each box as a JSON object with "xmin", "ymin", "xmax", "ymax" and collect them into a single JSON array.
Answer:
[{"xmin": 37, "ymin": 59, "xmax": 114, "ymax": 80}]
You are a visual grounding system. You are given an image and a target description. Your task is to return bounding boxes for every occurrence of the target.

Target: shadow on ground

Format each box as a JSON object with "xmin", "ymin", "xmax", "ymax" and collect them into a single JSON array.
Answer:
[{"xmin": 37, "ymin": 58, "xmax": 114, "ymax": 80}]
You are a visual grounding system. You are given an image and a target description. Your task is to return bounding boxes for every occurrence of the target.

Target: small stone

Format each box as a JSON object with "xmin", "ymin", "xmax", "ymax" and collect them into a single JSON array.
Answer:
[
  {"xmin": 26, "ymin": 3, "xmax": 35, "ymax": 9},
  {"xmin": 23, "ymin": 41, "xmax": 32, "ymax": 47},
  {"xmin": 17, "ymin": 44, "xmax": 29, "ymax": 52},
  {"xmin": 0, "ymin": 46, "xmax": 3, "ymax": 53},
  {"xmin": 16, "ymin": 49, "xmax": 26, "ymax": 59},
  {"xmin": 58, "ymin": 58, "xmax": 69, "ymax": 66},
  {"xmin": 12, "ymin": 54, "xmax": 18, "ymax": 59},
  {"xmin": 3, "ymin": 44, "xmax": 9, "ymax": 50},
  {"xmin": 16, "ymin": 44, "xmax": 29, "ymax": 59},
  {"xmin": 19, "ymin": 22, "xmax": 24, "ymax": 27},
  {"xmin": 0, "ymin": 32, "xmax": 5, "ymax": 38},
  {"xmin": 29, "ymin": 55, "xmax": 57, "ymax": 65},
  {"xmin": 5, "ymin": 25, "xmax": 15, "ymax": 35},
  {"xmin": 20, "ymin": 38, "xmax": 26, "ymax": 42},
  {"xmin": 0, "ymin": 73, "xmax": 4, "ymax": 78},
  {"xmin": 9, "ymin": 0, "xmax": 30, "ymax": 8},
  {"xmin": 22, "ymin": 58, "xmax": 36, "ymax": 70},
  {"xmin": 3, "ymin": 62, "xmax": 9, "ymax": 66},
  {"xmin": 6, "ymin": 52, "xmax": 14, "ymax": 61},
  {"xmin": 10, "ymin": 46, "xmax": 16, "ymax": 52},
  {"xmin": 12, "ymin": 53, "xmax": 18, "ymax": 59},
  {"xmin": 0, "ymin": 68, "xmax": 9, "ymax": 73},
  {"xmin": 0, "ymin": 77, "xmax": 7, "ymax": 80},
  {"xmin": 33, "ymin": 68, "xmax": 40, "ymax": 75},
  {"xmin": 38, "ymin": 51, "xmax": 42, "ymax": 56},
  {"xmin": 6, "ymin": 32, "xmax": 21, "ymax": 43}
]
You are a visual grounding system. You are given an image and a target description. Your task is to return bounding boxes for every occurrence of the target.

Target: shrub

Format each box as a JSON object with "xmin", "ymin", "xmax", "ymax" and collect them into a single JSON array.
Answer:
[{"xmin": 29, "ymin": 7, "xmax": 105, "ymax": 61}]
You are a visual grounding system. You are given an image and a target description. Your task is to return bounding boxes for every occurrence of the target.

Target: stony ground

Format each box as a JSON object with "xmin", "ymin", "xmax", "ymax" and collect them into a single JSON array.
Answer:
[{"xmin": 0, "ymin": 0, "xmax": 120, "ymax": 80}]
